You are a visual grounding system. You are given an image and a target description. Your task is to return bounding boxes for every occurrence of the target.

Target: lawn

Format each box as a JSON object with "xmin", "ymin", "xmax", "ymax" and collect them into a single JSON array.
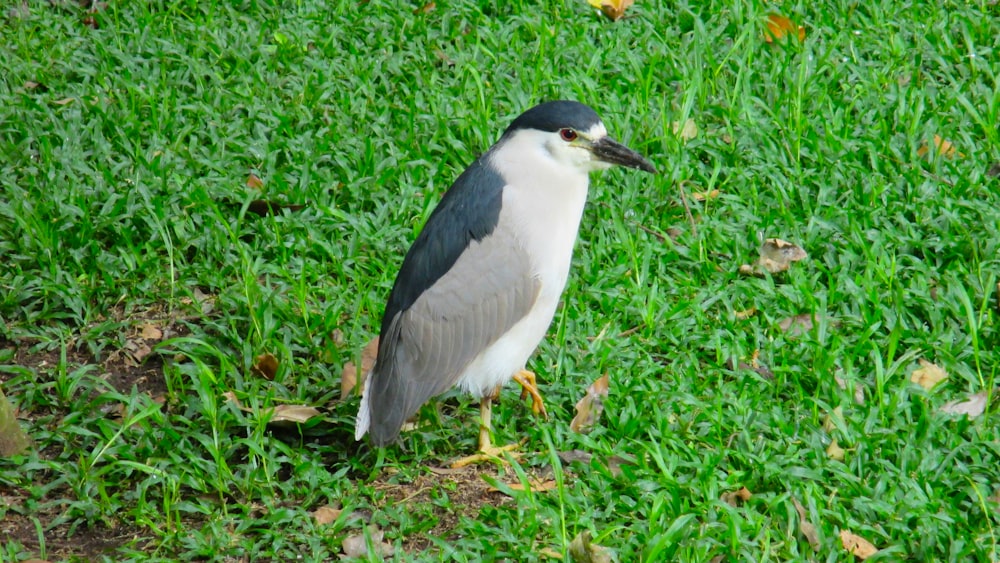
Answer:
[{"xmin": 2, "ymin": 0, "xmax": 999, "ymax": 561}]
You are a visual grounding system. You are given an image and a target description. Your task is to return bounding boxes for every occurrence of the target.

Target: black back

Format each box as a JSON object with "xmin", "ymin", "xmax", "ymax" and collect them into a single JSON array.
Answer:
[{"xmin": 378, "ymin": 151, "xmax": 505, "ymax": 340}]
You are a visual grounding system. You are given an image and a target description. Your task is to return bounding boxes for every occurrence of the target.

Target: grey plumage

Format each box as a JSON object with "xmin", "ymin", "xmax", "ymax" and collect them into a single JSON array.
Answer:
[
  {"xmin": 364, "ymin": 140, "xmax": 530, "ymax": 446},
  {"xmin": 355, "ymin": 100, "xmax": 655, "ymax": 449}
]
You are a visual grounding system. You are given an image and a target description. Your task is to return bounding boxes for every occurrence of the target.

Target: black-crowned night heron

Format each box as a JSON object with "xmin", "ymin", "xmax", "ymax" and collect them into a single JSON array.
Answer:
[{"xmin": 355, "ymin": 100, "xmax": 654, "ymax": 463}]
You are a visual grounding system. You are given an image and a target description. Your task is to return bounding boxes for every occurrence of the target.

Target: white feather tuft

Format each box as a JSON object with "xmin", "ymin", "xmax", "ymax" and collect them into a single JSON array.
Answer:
[{"xmin": 354, "ymin": 372, "xmax": 372, "ymax": 441}]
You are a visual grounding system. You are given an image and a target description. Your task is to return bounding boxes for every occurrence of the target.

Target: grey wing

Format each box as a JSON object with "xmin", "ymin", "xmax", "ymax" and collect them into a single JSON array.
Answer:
[{"xmin": 365, "ymin": 230, "xmax": 540, "ymax": 444}]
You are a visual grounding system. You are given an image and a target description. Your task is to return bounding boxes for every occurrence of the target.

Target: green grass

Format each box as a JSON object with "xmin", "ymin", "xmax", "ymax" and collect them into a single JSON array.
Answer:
[{"xmin": 2, "ymin": 0, "xmax": 1000, "ymax": 561}]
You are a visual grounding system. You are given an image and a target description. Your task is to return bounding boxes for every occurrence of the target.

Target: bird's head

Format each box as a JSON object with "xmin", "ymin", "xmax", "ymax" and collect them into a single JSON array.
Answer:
[{"xmin": 500, "ymin": 100, "xmax": 656, "ymax": 175}]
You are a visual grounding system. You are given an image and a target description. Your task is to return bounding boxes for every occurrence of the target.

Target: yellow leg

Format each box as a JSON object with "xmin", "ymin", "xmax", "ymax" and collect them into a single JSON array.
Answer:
[
  {"xmin": 450, "ymin": 396, "xmax": 522, "ymax": 468},
  {"xmin": 513, "ymin": 369, "xmax": 548, "ymax": 419}
]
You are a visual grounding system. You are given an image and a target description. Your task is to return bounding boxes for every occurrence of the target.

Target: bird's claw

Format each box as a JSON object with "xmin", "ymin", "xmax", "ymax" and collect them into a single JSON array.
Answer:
[
  {"xmin": 450, "ymin": 443, "xmax": 523, "ymax": 468},
  {"xmin": 513, "ymin": 369, "xmax": 548, "ymax": 419}
]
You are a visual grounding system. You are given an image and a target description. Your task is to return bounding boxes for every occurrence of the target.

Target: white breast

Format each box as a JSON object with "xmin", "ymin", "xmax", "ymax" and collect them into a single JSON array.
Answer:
[{"xmin": 455, "ymin": 136, "xmax": 590, "ymax": 397}]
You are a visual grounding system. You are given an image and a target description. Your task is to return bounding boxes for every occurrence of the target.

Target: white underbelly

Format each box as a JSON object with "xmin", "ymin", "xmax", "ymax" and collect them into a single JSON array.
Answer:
[{"xmin": 456, "ymin": 167, "xmax": 590, "ymax": 397}]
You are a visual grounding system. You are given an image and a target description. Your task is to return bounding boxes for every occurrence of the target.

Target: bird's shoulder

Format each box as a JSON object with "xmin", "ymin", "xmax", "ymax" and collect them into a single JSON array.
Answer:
[{"xmin": 381, "ymin": 150, "xmax": 508, "ymax": 330}]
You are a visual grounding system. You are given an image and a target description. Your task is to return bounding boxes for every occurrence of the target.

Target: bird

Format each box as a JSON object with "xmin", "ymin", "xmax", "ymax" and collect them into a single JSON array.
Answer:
[{"xmin": 355, "ymin": 100, "xmax": 655, "ymax": 464}]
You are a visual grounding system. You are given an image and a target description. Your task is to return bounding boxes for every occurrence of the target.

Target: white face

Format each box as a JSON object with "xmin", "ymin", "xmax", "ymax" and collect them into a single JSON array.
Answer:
[{"xmin": 508, "ymin": 122, "xmax": 612, "ymax": 174}]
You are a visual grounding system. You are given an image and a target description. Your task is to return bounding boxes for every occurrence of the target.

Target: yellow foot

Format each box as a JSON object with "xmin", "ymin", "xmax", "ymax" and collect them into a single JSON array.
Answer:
[
  {"xmin": 450, "ymin": 442, "xmax": 523, "ymax": 468},
  {"xmin": 513, "ymin": 369, "xmax": 548, "ymax": 419}
]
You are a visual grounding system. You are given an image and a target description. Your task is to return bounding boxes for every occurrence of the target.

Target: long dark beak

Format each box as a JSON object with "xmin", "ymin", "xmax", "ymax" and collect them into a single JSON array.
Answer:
[{"xmin": 592, "ymin": 136, "xmax": 656, "ymax": 173}]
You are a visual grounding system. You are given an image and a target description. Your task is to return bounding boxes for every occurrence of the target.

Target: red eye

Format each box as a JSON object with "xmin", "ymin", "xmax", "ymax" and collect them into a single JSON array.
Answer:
[{"xmin": 559, "ymin": 128, "xmax": 578, "ymax": 142}]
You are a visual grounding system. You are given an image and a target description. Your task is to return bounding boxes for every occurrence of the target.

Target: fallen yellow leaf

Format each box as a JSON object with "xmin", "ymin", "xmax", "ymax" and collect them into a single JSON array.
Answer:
[
  {"xmin": 672, "ymin": 118, "xmax": 698, "ymax": 142},
  {"xmin": 508, "ymin": 479, "xmax": 558, "ymax": 492},
  {"xmin": 939, "ymin": 391, "xmax": 988, "ymax": 418},
  {"xmin": 826, "ymin": 439, "xmax": 846, "ymax": 461},
  {"xmin": 759, "ymin": 238, "xmax": 808, "ymax": 273},
  {"xmin": 792, "ymin": 497, "xmax": 820, "ymax": 551},
  {"xmin": 764, "ymin": 13, "xmax": 806, "ymax": 43},
  {"xmin": 342, "ymin": 525, "xmax": 394, "ymax": 558},
  {"xmin": 246, "ymin": 173, "xmax": 264, "ymax": 189},
  {"xmin": 823, "ymin": 406, "xmax": 845, "ymax": 433},
  {"xmin": 490, "ymin": 478, "xmax": 558, "ymax": 494},
  {"xmin": 312, "ymin": 505, "xmax": 342, "ymax": 525},
  {"xmin": 739, "ymin": 238, "xmax": 808, "ymax": 276},
  {"xmin": 570, "ymin": 374, "xmax": 610, "ymax": 433},
  {"xmin": 587, "ymin": 0, "xmax": 634, "ymax": 21},
  {"xmin": 834, "ymin": 373, "xmax": 866, "ymax": 405},
  {"xmin": 691, "ymin": 189, "xmax": 720, "ymax": 202},
  {"xmin": 341, "ymin": 337, "xmax": 380, "ymax": 399},
  {"xmin": 839, "ymin": 529, "xmax": 879, "ymax": 559},
  {"xmin": 911, "ymin": 359, "xmax": 947, "ymax": 390},
  {"xmin": 568, "ymin": 530, "xmax": 613, "ymax": 563},
  {"xmin": 917, "ymin": 134, "xmax": 963, "ymax": 159},
  {"xmin": 721, "ymin": 486, "xmax": 752, "ymax": 506},
  {"xmin": 140, "ymin": 323, "xmax": 163, "ymax": 340},
  {"xmin": 266, "ymin": 404, "xmax": 321, "ymax": 424}
]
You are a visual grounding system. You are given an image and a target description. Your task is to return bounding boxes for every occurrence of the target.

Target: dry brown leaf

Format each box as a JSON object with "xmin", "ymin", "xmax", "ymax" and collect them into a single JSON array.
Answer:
[
  {"xmin": 764, "ymin": 13, "xmax": 806, "ymax": 43},
  {"xmin": 252, "ymin": 353, "xmax": 279, "ymax": 380},
  {"xmin": 341, "ymin": 337, "xmax": 380, "ymax": 399},
  {"xmin": 52, "ymin": 97, "xmax": 75, "ymax": 106},
  {"xmin": 413, "ymin": 1, "xmax": 435, "ymax": 13},
  {"xmin": 341, "ymin": 525, "xmax": 394, "ymax": 559},
  {"xmin": 568, "ymin": 530, "xmax": 613, "ymax": 563},
  {"xmin": 558, "ymin": 449, "xmax": 594, "ymax": 465},
  {"xmin": 911, "ymin": 359, "xmax": 947, "ymax": 390},
  {"xmin": 246, "ymin": 200, "xmax": 306, "ymax": 216},
  {"xmin": 839, "ymin": 529, "xmax": 878, "ymax": 559},
  {"xmin": 267, "ymin": 404, "xmax": 321, "ymax": 424},
  {"xmin": 778, "ymin": 313, "xmax": 814, "ymax": 336},
  {"xmin": 727, "ymin": 353, "xmax": 775, "ymax": 380},
  {"xmin": 24, "ymin": 80, "xmax": 48, "ymax": 93},
  {"xmin": 570, "ymin": 374, "xmax": 610, "ymax": 433},
  {"xmin": 506, "ymin": 479, "xmax": 558, "ymax": 493},
  {"xmin": 587, "ymin": 0, "xmax": 634, "ymax": 21},
  {"xmin": 489, "ymin": 477, "xmax": 558, "ymax": 494},
  {"xmin": 734, "ymin": 307, "xmax": 757, "ymax": 320},
  {"xmin": 792, "ymin": 497, "xmax": 820, "ymax": 551},
  {"xmin": 427, "ymin": 465, "xmax": 469, "ymax": 475},
  {"xmin": 939, "ymin": 391, "xmax": 988, "ymax": 418},
  {"xmin": 331, "ymin": 329, "xmax": 346, "ymax": 346},
  {"xmin": 672, "ymin": 118, "xmax": 699, "ymax": 142},
  {"xmin": 222, "ymin": 391, "xmax": 243, "ymax": 408},
  {"xmin": 539, "ymin": 547, "xmax": 563, "ymax": 559},
  {"xmin": 0, "ymin": 388, "xmax": 32, "ymax": 455},
  {"xmin": 917, "ymin": 134, "xmax": 963, "ymax": 159},
  {"xmin": 131, "ymin": 342, "xmax": 153, "ymax": 363},
  {"xmin": 826, "ymin": 439, "xmax": 846, "ymax": 461},
  {"xmin": 739, "ymin": 238, "xmax": 808, "ymax": 276},
  {"xmin": 759, "ymin": 238, "xmax": 808, "ymax": 273},
  {"xmin": 313, "ymin": 505, "xmax": 342, "ymax": 525},
  {"xmin": 557, "ymin": 450, "xmax": 631, "ymax": 477},
  {"xmin": 721, "ymin": 486, "xmax": 752, "ymax": 506},
  {"xmin": 140, "ymin": 323, "xmax": 163, "ymax": 340},
  {"xmin": 835, "ymin": 373, "xmax": 866, "ymax": 405},
  {"xmin": 823, "ymin": 406, "xmax": 845, "ymax": 433},
  {"xmin": 246, "ymin": 173, "xmax": 264, "ymax": 189},
  {"xmin": 193, "ymin": 287, "xmax": 215, "ymax": 315},
  {"xmin": 691, "ymin": 189, "xmax": 720, "ymax": 202}
]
